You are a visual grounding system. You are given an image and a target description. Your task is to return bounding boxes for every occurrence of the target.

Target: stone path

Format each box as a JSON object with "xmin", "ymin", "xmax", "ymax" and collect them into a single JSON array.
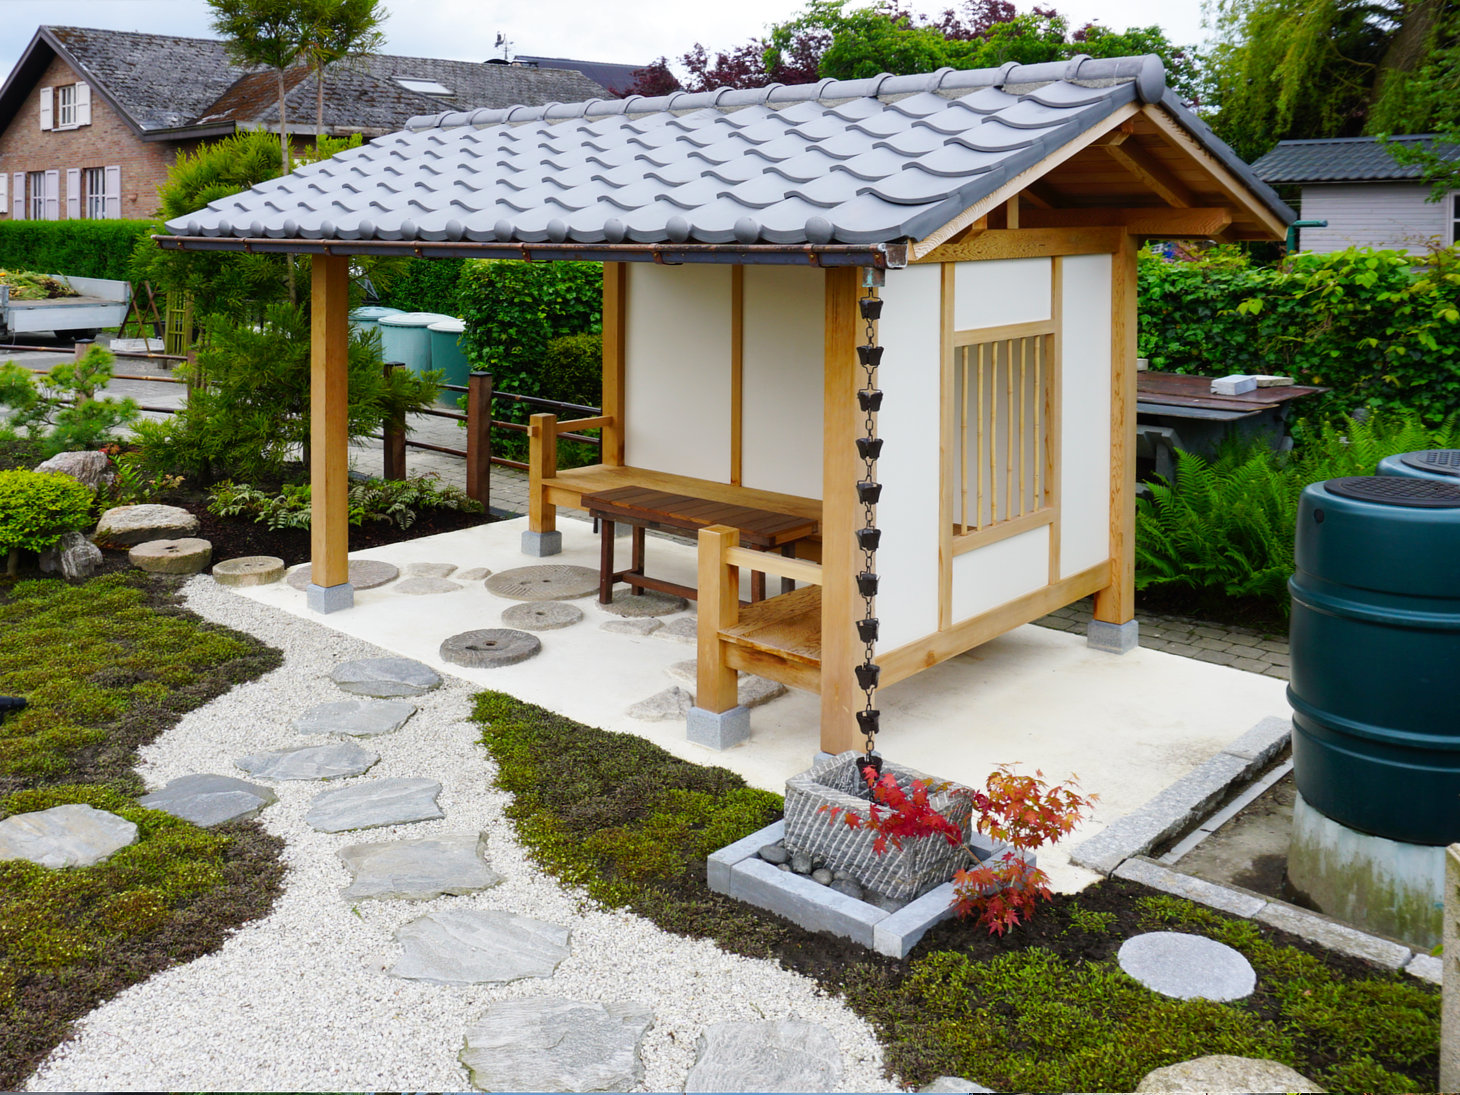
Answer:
[{"xmin": 1117, "ymin": 931, "xmax": 1256, "ymax": 1002}]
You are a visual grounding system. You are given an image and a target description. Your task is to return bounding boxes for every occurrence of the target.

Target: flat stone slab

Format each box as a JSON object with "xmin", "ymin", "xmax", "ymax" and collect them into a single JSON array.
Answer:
[
  {"xmin": 457, "ymin": 566, "xmax": 492, "ymax": 581},
  {"xmin": 440, "ymin": 628, "xmax": 541, "ymax": 668},
  {"xmin": 601, "ymin": 616, "xmax": 662, "ymax": 636},
  {"xmin": 305, "ymin": 777, "xmax": 444, "ymax": 832},
  {"xmin": 286, "ymin": 558, "xmax": 399, "ymax": 591},
  {"xmin": 654, "ymin": 616, "xmax": 698, "ymax": 643},
  {"xmin": 403, "ymin": 561, "xmax": 457, "ymax": 578},
  {"xmin": 627, "ymin": 686, "xmax": 693, "ymax": 722},
  {"xmin": 389, "ymin": 908, "xmax": 571, "ymax": 984},
  {"xmin": 460, "ymin": 998, "xmax": 651, "ymax": 1092},
  {"xmin": 293, "ymin": 699, "xmax": 416, "ymax": 738},
  {"xmin": 921, "ymin": 1078, "xmax": 993, "ymax": 1093},
  {"xmin": 235, "ymin": 742, "xmax": 378, "ymax": 781},
  {"xmin": 599, "ymin": 589, "xmax": 689, "ymax": 617},
  {"xmin": 685, "ymin": 1019, "xmax": 843, "ymax": 1093},
  {"xmin": 501, "ymin": 600, "xmax": 583, "ymax": 630},
  {"xmin": 393, "ymin": 576, "xmax": 463, "ymax": 595},
  {"xmin": 330, "ymin": 657, "xmax": 441, "ymax": 697},
  {"xmin": 1136, "ymin": 1054, "xmax": 1324, "ymax": 1093},
  {"xmin": 667, "ymin": 660, "xmax": 787, "ymax": 707},
  {"xmin": 0, "ymin": 804, "xmax": 137, "ymax": 868},
  {"xmin": 485, "ymin": 564, "xmax": 599, "ymax": 601},
  {"xmin": 212, "ymin": 555, "xmax": 285, "ymax": 586},
  {"xmin": 93, "ymin": 504, "xmax": 198, "ymax": 547},
  {"xmin": 129, "ymin": 537, "xmax": 212, "ymax": 575},
  {"xmin": 1117, "ymin": 931, "xmax": 1256, "ymax": 1001},
  {"xmin": 339, "ymin": 831, "xmax": 502, "ymax": 901},
  {"xmin": 138, "ymin": 774, "xmax": 277, "ymax": 826}
]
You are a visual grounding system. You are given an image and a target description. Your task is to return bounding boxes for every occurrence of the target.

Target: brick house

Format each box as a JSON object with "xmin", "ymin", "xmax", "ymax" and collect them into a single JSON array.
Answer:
[{"xmin": 0, "ymin": 26, "xmax": 613, "ymax": 223}]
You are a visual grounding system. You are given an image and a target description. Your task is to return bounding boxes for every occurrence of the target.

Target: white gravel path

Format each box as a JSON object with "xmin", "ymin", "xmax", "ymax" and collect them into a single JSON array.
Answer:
[{"xmin": 26, "ymin": 576, "xmax": 897, "ymax": 1093}]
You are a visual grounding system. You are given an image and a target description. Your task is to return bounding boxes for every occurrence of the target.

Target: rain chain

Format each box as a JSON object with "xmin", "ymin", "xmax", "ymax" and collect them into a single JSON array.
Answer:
[{"xmin": 854, "ymin": 283, "xmax": 883, "ymax": 774}]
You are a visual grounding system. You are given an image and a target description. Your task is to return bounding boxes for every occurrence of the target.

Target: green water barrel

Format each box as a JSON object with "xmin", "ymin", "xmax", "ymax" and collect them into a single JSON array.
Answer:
[
  {"xmin": 348, "ymin": 305, "xmax": 403, "ymax": 340},
  {"xmin": 1377, "ymin": 449, "xmax": 1460, "ymax": 481},
  {"xmin": 378, "ymin": 312, "xmax": 451, "ymax": 375},
  {"xmin": 428, "ymin": 318, "xmax": 469, "ymax": 405},
  {"xmin": 1288, "ymin": 475, "xmax": 1460, "ymax": 845}
]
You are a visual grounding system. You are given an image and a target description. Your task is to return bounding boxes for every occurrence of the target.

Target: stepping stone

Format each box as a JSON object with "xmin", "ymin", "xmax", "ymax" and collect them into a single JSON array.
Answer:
[
  {"xmin": 138, "ymin": 774, "xmax": 276, "ymax": 826},
  {"xmin": 922, "ymin": 1079, "xmax": 993, "ymax": 1094},
  {"xmin": 1136, "ymin": 1055, "xmax": 1324, "ymax": 1093},
  {"xmin": 485, "ymin": 564, "xmax": 599, "ymax": 601},
  {"xmin": 293, "ymin": 699, "xmax": 416, "ymax": 738},
  {"xmin": 685, "ymin": 1018, "xmax": 843, "ymax": 1093},
  {"xmin": 654, "ymin": 616, "xmax": 698, "ymax": 643},
  {"xmin": 440, "ymin": 629, "xmax": 541, "ymax": 668},
  {"xmin": 1117, "ymin": 932, "xmax": 1256, "ymax": 1001},
  {"xmin": 457, "ymin": 566, "xmax": 492, "ymax": 581},
  {"xmin": 389, "ymin": 908, "xmax": 571, "ymax": 984},
  {"xmin": 212, "ymin": 556, "xmax": 285, "ymax": 587},
  {"xmin": 601, "ymin": 617, "xmax": 662, "ymax": 637},
  {"xmin": 305, "ymin": 777, "xmax": 444, "ymax": 832},
  {"xmin": 286, "ymin": 558, "xmax": 399, "ymax": 591},
  {"xmin": 599, "ymin": 589, "xmax": 689, "ymax": 617},
  {"xmin": 501, "ymin": 600, "xmax": 582, "ymax": 631},
  {"xmin": 339, "ymin": 831, "xmax": 501, "ymax": 900},
  {"xmin": 93, "ymin": 503, "xmax": 199, "ymax": 548},
  {"xmin": 129, "ymin": 537, "xmax": 213, "ymax": 575},
  {"xmin": 404, "ymin": 561, "xmax": 457, "ymax": 578},
  {"xmin": 0, "ymin": 804, "xmax": 137, "ymax": 868},
  {"xmin": 627, "ymin": 686, "xmax": 693, "ymax": 722},
  {"xmin": 330, "ymin": 657, "xmax": 440, "ymax": 697},
  {"xmin": 666, "ymin": 660, "xmax": 787, "ymax": 707},
  {"xmin": 394, "ymin": 576, "xmax": 463, "ymax": 595},
  {"xmin": 460, "ymin": 998, "xmax": 652, "ymax": 1093},
  {"xmin": 235, "ymin": 742, "xmax": 378, "ymax": 781}
]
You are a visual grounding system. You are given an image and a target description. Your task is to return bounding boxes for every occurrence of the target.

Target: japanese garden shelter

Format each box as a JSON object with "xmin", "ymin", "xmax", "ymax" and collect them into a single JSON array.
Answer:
[{"xmin": 158, "ymin": 55, "xmax": 1293, "ymax": 754}]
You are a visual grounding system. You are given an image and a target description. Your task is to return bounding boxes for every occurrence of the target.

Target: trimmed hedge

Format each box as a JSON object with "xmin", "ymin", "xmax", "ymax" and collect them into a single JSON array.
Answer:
[
  {"xmin": 0, "ymin": 221, "xmax": 155, "ymax": 281},
  {"xmin": 376, "ymin": 256, "xmax": 465, "ymax": 315}
]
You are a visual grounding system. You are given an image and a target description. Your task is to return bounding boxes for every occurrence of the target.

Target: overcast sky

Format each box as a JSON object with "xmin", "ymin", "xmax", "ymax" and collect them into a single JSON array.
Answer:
[{"xmin": 0, "ymin": 0, "xmax": 1210, "ymax": 86}]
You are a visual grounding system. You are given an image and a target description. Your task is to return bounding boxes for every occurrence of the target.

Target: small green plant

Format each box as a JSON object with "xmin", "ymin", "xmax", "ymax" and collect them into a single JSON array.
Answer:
[
  {"xmin": 0, "ymin": 470, "xmax": 94, "ymax": 576},
  {"xmin": 0, "ymin": 348, "xmax": 138, "ymax": 458},
  {"xmin": 1063, "ymin": 903, "xmax": 1116, "ymax": 935},
  {"xmin": 207, "ymin": 474, "xmax": 483, "ymax": 531},
  {"xmin": 105, "ymin": 450, "xmax": 183, "ymax": 506}
]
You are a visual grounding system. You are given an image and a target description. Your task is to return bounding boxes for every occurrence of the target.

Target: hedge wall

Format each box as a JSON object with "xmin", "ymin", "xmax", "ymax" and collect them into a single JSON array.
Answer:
[
  {"xmin": 0, "ymin": 220, "xmax": 155, "ymax": 281},
  {"xmin": 376, "ymin": 256, "xmax": 465, "ymax": 315}
]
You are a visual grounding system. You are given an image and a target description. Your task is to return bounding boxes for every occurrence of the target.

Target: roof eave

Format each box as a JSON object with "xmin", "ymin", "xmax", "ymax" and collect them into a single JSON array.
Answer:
[{"xmin": 140, "ymin": 121, "xmax": 239, "ymax": 142}]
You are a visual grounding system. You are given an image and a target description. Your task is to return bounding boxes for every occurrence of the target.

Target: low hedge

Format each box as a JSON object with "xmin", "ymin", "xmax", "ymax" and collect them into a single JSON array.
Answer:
[{"xmin": 0, "ymin": 221, "xmax": 154, "ymax": 282}]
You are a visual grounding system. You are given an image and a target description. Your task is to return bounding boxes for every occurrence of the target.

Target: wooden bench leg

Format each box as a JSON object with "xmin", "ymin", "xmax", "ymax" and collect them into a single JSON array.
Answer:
[
  {"xmin": 630, "ymin": 526, "xmax": 646, "ymax": 595},
  {"xmin": 598, "ymin": 518, "xmax": 615, "ymax": 604},
  {"xmin": 780, "ymin": 544, "xmax": 797, "ymax": 595},
  {"xmin": 750, "ymin": 568, "xmax": 765, "ymax": 603}
]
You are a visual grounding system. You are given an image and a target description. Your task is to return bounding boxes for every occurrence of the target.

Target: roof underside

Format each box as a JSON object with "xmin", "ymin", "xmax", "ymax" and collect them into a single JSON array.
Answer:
[{"xmin": 1252, "ymin": 135, "xmax": 1460, "ymax": 184}]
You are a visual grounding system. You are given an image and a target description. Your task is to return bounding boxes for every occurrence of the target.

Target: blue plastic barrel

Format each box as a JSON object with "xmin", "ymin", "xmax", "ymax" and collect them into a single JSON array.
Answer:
[
  {"xmin": 1377, "ymin": 450, "xmax": 1460, "ymax": 482},
  {"xmin": 348, "ymin": 305, "xmax": 404, "ymax": 340},
  {"xmin": 428, "ymin": 318, "xmax": 470, "ymax": 405},
  {"xmin": 378, "ymin": 312, "xmax": 452, "ymax": 376}
]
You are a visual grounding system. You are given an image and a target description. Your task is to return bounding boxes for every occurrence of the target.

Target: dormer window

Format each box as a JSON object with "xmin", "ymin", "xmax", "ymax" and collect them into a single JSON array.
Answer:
[
  {"xmin": 39, "ymin": 83, "xmax": 91, "ymax": 131},
  {"xmin": 394, "ymin": 77, "xmax": 452, "ymax": 97}
]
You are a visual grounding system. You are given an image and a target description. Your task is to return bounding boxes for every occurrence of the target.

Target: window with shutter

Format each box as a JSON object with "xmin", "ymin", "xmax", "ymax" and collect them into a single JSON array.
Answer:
[
  {"xmin": 11, "ymin": 173, "xmax": 23, "ymax": 219},
  {"xmin": 55, "ymin": 84, "xmax": 76, "ymax": 128},
  {"xmin": 104, "ymin": 165, "xmax": 121, "ymax": 219},
  {"xmin": 43, "ymin": 169, "xmax": 59, "ymax": 221},
  {"xmin": 66, "ymin": 168, "xmax": 81, "ymax": 219},
  {"xmin": 0, "ymin": 174, "xmax": 7, "ymax": 215},
  {"xmin": 27, "ymin": 171, "xmax": 44, "ymax": 219},
  {"xmin": 75, "ymin": 83, "xmax": 91, "ymax": 127},
  {"xmin": 38, "ymin": 86, "xmax": 52, "ymax": 130}
]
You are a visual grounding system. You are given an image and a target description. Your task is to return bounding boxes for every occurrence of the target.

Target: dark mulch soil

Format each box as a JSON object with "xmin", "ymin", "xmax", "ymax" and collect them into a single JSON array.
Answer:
[{"xmin": 1136, "ymin": 586, "xmax": 1288, "ymax": 636}]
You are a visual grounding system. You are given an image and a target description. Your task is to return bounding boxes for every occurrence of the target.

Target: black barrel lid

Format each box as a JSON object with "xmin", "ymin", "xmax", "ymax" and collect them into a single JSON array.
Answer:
[
  {"xmin": 1399, "ymin": 449, "xmax": 1460, "ymax": 477},
  {"xmin": 1325, "ymin": 476, "xmax": 1460, "ymax": 507}
]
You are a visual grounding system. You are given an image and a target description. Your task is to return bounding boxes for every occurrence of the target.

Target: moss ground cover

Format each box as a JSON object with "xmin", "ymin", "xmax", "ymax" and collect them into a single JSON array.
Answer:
[
  {"xmin": 472, "ymin": 692, "xmax": 1440, "ymax": 1093},
  {"xmin": 0, "ymin": 573, "xmax": 285, "ymax": 1088}
]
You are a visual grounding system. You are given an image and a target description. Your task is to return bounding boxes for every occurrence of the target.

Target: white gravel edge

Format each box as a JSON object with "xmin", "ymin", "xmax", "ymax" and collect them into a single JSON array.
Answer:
[{"xmin": 25, "ymin": 575, "xmax": 896, "ymax": 1093}]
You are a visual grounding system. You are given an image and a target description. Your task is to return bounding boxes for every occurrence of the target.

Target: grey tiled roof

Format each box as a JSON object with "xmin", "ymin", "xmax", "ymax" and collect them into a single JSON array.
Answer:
[
  {"xmin": 1252, "ymin": 135, "xmax": 1460, "ymax": 183},
  {"xmin": 516, "ymin": 56, "xmax": 648, "ymax": 97}
]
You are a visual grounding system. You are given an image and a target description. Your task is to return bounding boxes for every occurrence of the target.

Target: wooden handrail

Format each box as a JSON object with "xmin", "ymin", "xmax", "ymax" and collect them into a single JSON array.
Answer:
[
  {"xmin": 724, "ymin": 545, "xmax": 821, "ymax": 586},
  {"xmin": 557, "ymin": 415, "xmax": 611, "ymax": 432}
]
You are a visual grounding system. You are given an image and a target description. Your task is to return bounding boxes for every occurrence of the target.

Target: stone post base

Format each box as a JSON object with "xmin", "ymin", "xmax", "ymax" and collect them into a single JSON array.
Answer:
[
  {"xmin": 687, "ymin": 705, "xmax": 750, "ymax": 750},
  {"xmin": 520, "ymin": 529, "xmax": 562, "ymax": 557},
  {"xmin": 1087, "ymin": 618, "xmax": 1139, "ymax": 654},
  {"xmin": 306, "ymin": 582, "xmax": 354, "ymax": 614}
]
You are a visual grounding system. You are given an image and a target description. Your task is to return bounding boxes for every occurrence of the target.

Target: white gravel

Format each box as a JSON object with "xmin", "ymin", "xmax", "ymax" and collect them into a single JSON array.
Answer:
[{"xmin": 26, "ymin": 576, "xmax": 897, "ymax": 1093}]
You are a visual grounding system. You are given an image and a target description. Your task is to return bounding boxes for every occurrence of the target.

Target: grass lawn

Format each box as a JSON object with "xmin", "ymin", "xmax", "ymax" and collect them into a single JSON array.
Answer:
[{"xmin": 472, "ymin": 691, "xmax": 1441, "ymax": 1094}]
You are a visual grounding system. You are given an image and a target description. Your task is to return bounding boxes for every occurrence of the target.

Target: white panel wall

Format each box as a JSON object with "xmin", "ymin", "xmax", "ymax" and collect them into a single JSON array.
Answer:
[
  {"xmin": 741, "ymin": 266, "xmax": 824, "ymax": 499},
  {"xmin": 951, "ymin": 526, "xmax": 1051, "ymax": 621},
  {"xmin": 1298, "ymin": 183, "xmax": 1448, "ymax": 254},
  {"xmin": 953, "ymin": 257, "xmax": 1051, "ymax": 329},
  {"xmin": 1058, "ymin": 253, "xmax": 1112, "ymax": 577},
  {"xmin": 624, "ymin": 263, "xmax": 733, "ymax": 483},
  {"xmin": 875, "ymin": 263, "xmax": 944, "ymax": 650}
]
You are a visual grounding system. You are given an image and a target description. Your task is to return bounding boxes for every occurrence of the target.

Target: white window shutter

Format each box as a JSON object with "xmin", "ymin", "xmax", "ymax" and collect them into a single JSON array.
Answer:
[
  {"xmin": 0, "ymin": 174, "xmax": 7, "ymax": 214},
  {"xmin": 104, "ymin": 165, "xmax": 120, "ymax": 219},
  {"xmin": 43, "ymin": 169, "xmax": 59, "ymax": 220},
  {"xmin": 11, "ymin": 173, "xmax": 23, "ymax": 219},
  {"xmin": 66, "ymin": 167, "xmax": 80, "ymax": 218},
  {"xmin": 39, "ymin": 86, "xmax": 52, "ymax": 130},
  {"xmin": 75, "ymin": 82, "xmax": 91, "ymax": 126}
]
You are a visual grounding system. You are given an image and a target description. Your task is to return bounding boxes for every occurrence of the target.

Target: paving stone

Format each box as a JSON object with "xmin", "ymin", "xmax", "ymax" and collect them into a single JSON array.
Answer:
[
  {"xmin": 339, "ymin": 832, "xmax": 502, "ymax": 901},
  {"xmin": 235, "ymin": 742, "xmax": 378, "ymax": 781},
  {"xmin": 440, "ymin": 628, "xmax": 541, "ymax": 668},
  {"xmin": 501, "ymin": 600, "xmax": 583, "ymax": 630},
  {"xmin": 1223, "ymin": 632, "xmax": 1263, "ymax": 648},
  {"xmin": 128, "ymin": 537, "xmax": 213, "ymax": 575},
  {"xmin": 403, "ymin": 561, "xmax": 457, "ymax": 578},
  {"xmin": 389, "ymin": 908, "xmax": 571, "ymax": 984},
  {"xmin": 1255, "ymin": 902, "xmax": 1411, "ymax": 969},
  {"xmin": 38, "ymin": 530, "xmax": 103, "ymax": 579},
  {"xmin": 138, "ymin": 774, "xmax": 277, "ymax": 826},
  {"xmin": 460, "ymin": 998, "xmax": 652, "ymax": 1093},
  {"xmin": 456, "ymin": 566, "xmax": 493, "ymax": 581},
  {"xmin": 684, "ymin": 1019, "xmax": 843, "ymax": 1093},
  {"xmin": 93, "ymin": 503, "xmax": 199, "ymax": 547},
  {"xmin": 1406, "ymin": 952, "xmax": 1442, "ymax": 984},
  {"xmin": 286, "ymin": 558, "xmax": 400, "ymax": 591},
  {"xmin": 34, "ymin": 450, "xmax": 113, "ymax": 490},
  {"xmin": 1193, "ymin": 637, "xmax": 1233, "ymax": 651},
  {"xmin": 654, "ymin": 616, "xmax": 698, "ymax": 643},
  {"xmin": 212, "ymin": 555, "xmax": 286, "ymax": 586},
  {"xmin": 599, "ymin": 588, "xmax": 689, "ymax": 617},
  {"xmin": 1118, "ymin": 931, "xmax": 1256, "ymax": 1001},
  {"xmin": 600, "ymin": 616, "xmax": 662, "ymax": 636},
  {"xmin": 0, "ymin": 804, "xmax": 137, "ymax": 868},
  {"xmin": 393, "ymin": 576, "xmax": 463, "ymax": 595},
  {"xmin": 921, "ymin": 1077, "xmax": 993, "ymax": 1093},
  {"xmin": 1113, "ymin": 858, "xmax": 1267, "ymax": 918},
  {"xmin": 294, "ymin": 698, "xmax": 416, "ymax": 738},
  {"xmin": 627, "ymin": 685, "xmax": 693, "ymax": 721},
  {"xmin": 330, "ymin": 656, "xmax": 441, "ymax": 697},
  {"xmin": 1233, "ymin": 656, "xmax": 1271, "ymax": 674},
  {"xmin": 305, "ymin": 777, "xmax": 443, "ymax": 832},
  {"xmin": 485, "ymin": 564, "xmax": 599, "ymax": 601},
  {"xmin": 1135, "ymin": 1055, "xmax": 1323, "ymax": 1093},
  {"xmin": 666, "ymin": 660, "xmax": 787, "ymax": 707}
]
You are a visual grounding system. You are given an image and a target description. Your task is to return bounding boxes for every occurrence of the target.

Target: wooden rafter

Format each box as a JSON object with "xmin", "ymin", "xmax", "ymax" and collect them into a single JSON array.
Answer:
[
  {"xmin": 1100, "ymin": 136, "xmax": 1196, "ymax": 208},
  {"xmin": 1019, "ymin": 206, "xmax": 1233, "ymax": 237}
]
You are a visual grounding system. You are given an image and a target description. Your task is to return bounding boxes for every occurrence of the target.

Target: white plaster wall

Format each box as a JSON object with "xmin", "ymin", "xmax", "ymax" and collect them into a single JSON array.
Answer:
[
  {"xmin": 624, "ymin": 263, "xmax": 732, "ymax": 483},
  {"xmin": 950, "ymin": 526, "xmax": 1051, "ymax": 621},
  {"xmin": 953, "ymin": 257, "xmax": 1051, "ymax": 329},
  {"xmin": 1298, "ymin": 183, "xmax": 1449, "ymax": 254},
  {"xmin": 1058, "ymin": 253, "xmax": 1112, "ymax": 577},
  {"xmin": 875, "ymin": 263, "xmax": 943, "ymax": 650},
  {"xmin": 741, "ymin": 266, "xmax": 824, "ymax": 499}
]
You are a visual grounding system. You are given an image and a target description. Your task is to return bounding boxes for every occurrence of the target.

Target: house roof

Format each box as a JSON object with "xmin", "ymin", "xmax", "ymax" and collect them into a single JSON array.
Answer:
[
  {"xmin": 161, "ymin": 55, "xmax": 1293, "ymax": 264},
  {"xmin": 515, "ymin": 56, "xmax": 647, "ymax": 97},
  {"xmin": 1251, "ymin": 135, "xmax": 1460, "ymax": 184}
]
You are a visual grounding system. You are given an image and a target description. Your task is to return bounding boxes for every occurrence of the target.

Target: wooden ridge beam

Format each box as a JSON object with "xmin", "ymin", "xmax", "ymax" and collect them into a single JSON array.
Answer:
[{"xmin": 1019, "ymin": 206, "xmax": 1233, "ymax": 237}]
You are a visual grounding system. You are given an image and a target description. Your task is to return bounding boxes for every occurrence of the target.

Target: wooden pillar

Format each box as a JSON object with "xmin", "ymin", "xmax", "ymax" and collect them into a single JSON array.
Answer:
[
  {"xmin": 527, "ymin": 412, "xmax": 558, "ymax": 534},
  {"xmin": 466, "ymin": 370, "xmax": 493, "ymax": 506},
  {"xmin": 696, "ymin": 525, "xmax": 741, "ymax": 713},
  {"xmin": 309, "ymin": 253, "xmax": 351, "ymax": 599},
  {"xmin": 382, "ymin": 360, "xmax": 406, "ymax": 481},
  {"xmin": 1093, "ymin": 233, "xmax": 1138, "ymax": 625},
  {"xmin": 820, "ymin": 266, "xmax": 862, "ymax": 754},
  {"xmin": 601, "ymin": 262, "xmax": 627, "ymax": 466}
]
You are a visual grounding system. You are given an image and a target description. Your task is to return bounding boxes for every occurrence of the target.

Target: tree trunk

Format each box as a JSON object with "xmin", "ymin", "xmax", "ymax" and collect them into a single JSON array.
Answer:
[
  {"xmin": 316, "ymin": 65, "xmax": 325, "ymax": 143},
  {"xmin": 1374, "ymin": 0, "xmax": 1446, "ymax": 102},
  {"xmin": 277, "ymin": 68, "xmax": 292, "ymax": 175}
]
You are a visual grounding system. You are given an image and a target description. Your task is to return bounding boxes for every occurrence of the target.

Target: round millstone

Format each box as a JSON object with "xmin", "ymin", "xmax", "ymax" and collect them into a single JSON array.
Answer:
[
  {"xmin": 286, "ymin": 558, "xmax": 399, "ymax": 591},
  {"xmin": 393, "ymin": 576, "xmax": 463, "ymax": 595},
  {"xmin": 502, "ymin": 600, "xmax": 583, "ymax": 631},
  {"xmin": 212, "ymin": 555, "xmax": 285, "ymax": 586},
  {"xmin": 440, "ymin": 628, "xmax": 541, "ymax": 668},
  {"xmin": 129, "ymin": 537, "xmax": 213, "ymax": 575},
  {"xmin": 599, "ymin": 589, "xmax": 689, "ymax": 617},
  {"xmin": 485, "ymin": 565, "xmax": 599, "ymax": 601},
  {"xmin": 1117, "ymin": 931, "xmax": 1256, "ymax": 1002}
]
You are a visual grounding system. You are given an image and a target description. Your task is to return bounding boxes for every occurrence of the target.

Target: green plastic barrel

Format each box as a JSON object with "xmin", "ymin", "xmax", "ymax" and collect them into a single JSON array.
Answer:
[
  {"xmin": 1288, "ymin": 475, "xmax": 1460, "ymax": 845},
  {"xmin": 348, "ymin": 305, "xmax": 403, "ymax": 340},
  {"xmin": 428, "ymin": 318, "xmax": 469, "ymax": 405},
  {"xmin": 1377, "ymin": 449, "xmax": 1460, "ymax": 481},
  {"xmin": 377, "ymin": 312, "xmax": 452, "ymax": 375}
]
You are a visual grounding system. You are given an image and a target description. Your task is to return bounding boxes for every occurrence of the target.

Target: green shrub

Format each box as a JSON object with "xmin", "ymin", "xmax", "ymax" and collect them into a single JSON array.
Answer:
[
  {"xmin": 541, "ymin": 331, "xmax": 604, "ymax": 409},
  {"xmin": 0, "ymin": 221, "xmax": 154, "ymax": 282},
  {"xmin": 0, "ymin": 347, "xmax": 138, "ymax": 457},
  {"xmin": 207, "ymin": 474, "xmax": 483, "ymax": 530},
  {"xmin": 0, "ymin": 470, "xmax": 94, "ymax": 574},
  {"xmin": 375, "ymin": 256, "xmax": 465, "ymax": 315}
]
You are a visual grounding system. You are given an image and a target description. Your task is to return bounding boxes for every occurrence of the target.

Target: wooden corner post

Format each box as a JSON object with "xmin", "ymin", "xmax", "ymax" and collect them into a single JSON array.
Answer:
[
  {"xmin": 820, "ymin": 266, "xmax": 863, "ymax": 754},
  {"xmin": 309, "ymin": 253, "xmax": 351, "ymax": 598},
  {"xmin": 696, "ymin": 525, "xmax": 741, "ymax": 713},
  {"xmin": 1093, "ymin": 232, "xmax": 1138, "ymax": 626},
  {"xmin": 601, "ymin": 262, "xmax": 627, "ymax": 467},
  {"xmin": 527, "ymin": 413, "xmax": 558, "ymax": 535}
]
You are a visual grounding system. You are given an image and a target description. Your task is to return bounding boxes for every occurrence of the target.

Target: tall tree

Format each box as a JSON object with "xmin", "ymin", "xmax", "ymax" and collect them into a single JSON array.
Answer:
[
  {"xmin": 300, "ymin": 0, "xmax": 387, "ymax": 142},
  {"xmin": 208, "ymin": 0, "xmax": 310, "ymax": 174}
]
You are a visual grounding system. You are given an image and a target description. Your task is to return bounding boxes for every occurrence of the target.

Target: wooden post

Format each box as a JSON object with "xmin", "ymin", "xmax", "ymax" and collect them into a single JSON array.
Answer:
[
  {"xmin": 382, "ymin": 361, "xmax": 406, "ymax": 481},
  {"xmin": 527, "ymin": 412, "xmax": 558, "ymax": 535},
  {"xmin": 820, "ymin": 266, "xmax": 863, "ymax": 754},
  {"xmin": 309, "ymin": 253, "xmax": 351, "ymax": 593},
  {"xmin": 72, "ymin": 340, "xmax": 92, "ymax": 404},
  {"xmin": 466, "ymin": 370, "xmax": 493, "ymax": 507},
  {"xmin": 697, "ymin": 525, "xmax": 741, "ymax": 713},
  {"xmin": 1442, "ymin": 843, "xmax": 1460, "ymax": 1093},
  {"xmin": 601, "ymin": 262, "xmax": 627, "ymax": 466},
  {"xmin": 1093, "ymin": 233, "xmax": 1138, "ymax": 626}
]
